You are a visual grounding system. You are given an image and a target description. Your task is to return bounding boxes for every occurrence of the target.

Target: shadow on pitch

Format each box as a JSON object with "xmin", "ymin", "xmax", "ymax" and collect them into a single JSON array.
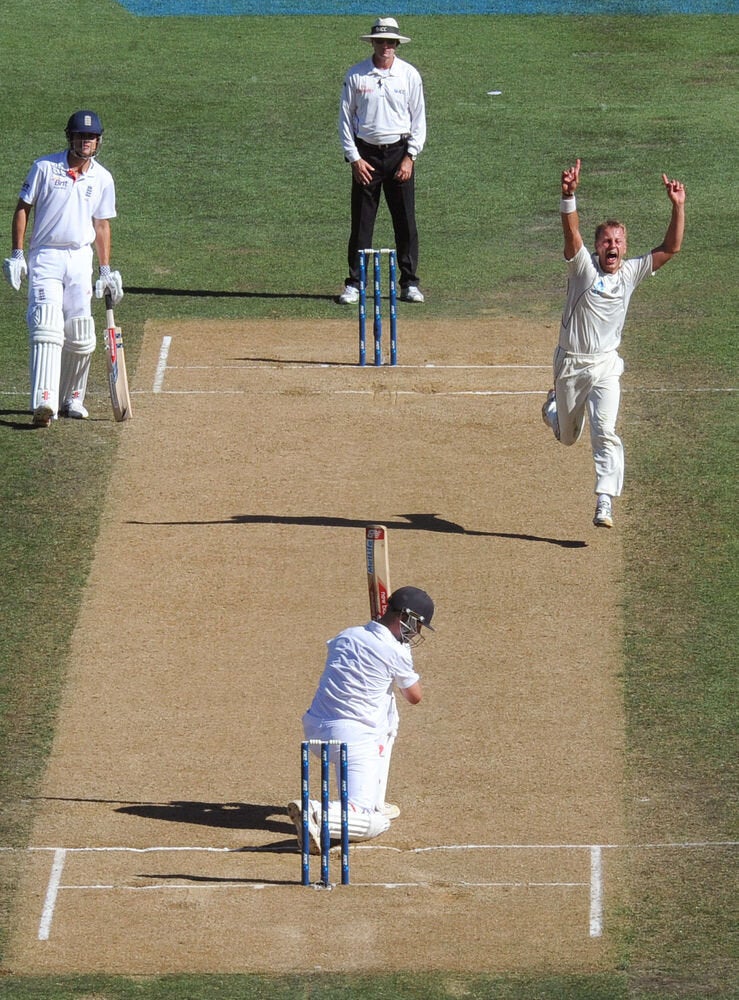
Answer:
[
  {"xmin": 115, "ymin": 799, "xmax": 289, "ymax": 833},
  {"xmin": 114, "ymin": 800, "xmax": 301, "ymax": 858},
  {"xmin": 37, "ymin": 795, "xmax": 301, "ymax": 856},
  {"xmin": 36, "ymin": 795, "xmax": 290, "ymax": 835},
  {"xmin": 125, "ymin": 511, "xmax": 587, "ymax": 549},
  {"xmin": 136, "ymin": 871, "xmax": 296, "ymax": 885},
  {"xmin": 125, "ymin": 284, "xmax": 335, "ymax": 302},
  {"xmin": 0, "ymin": 407, "xmax": 40, "ymax": 430}
]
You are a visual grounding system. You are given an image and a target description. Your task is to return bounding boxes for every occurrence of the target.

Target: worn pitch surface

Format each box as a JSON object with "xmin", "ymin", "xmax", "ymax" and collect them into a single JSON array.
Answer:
[{"xmin": 6, "ymin": 317, "xmax": 625, "ymax": 974}]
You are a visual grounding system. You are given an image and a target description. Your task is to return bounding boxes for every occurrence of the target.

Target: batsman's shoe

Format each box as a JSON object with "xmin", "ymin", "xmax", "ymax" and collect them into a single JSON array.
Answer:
[
  {"xmin": 593, "ymin": 495, "xmax": 614, "ymax": 528},
  {"xmin": 400, "ymin": 285, "xmax": 424, "ymax": 303},
  {"xmin": 286, "ymin": 800, "xmax": 321, "ymax": 856},
  {"xmin": 541, "ymin": 389, "xmax": 560, "ymax": 440},
  {"xmin": 381, "ymin": 802, "xmax": 401, "ymax": 820},
  {"xmin": 32, "ymin": 404, "xmax": 55, "ymax": 428},
  {"xmin": 60, "ymin": 399, "xmax": 89, "ymax": 420},
  {"xmin": 338, "ymin": 284, "xmax": 360, "ymax": 305}
]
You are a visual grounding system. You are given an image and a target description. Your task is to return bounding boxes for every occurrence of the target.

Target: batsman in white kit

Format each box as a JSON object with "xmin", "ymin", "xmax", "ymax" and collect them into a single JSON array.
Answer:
[
  {"xmin": 287, "ymin": 586, "xmax": 435, "ymax": 854},
  {"xmin": 3, "ymin": 110, "xmax": 124, "ymax": 427},
  {"xmin": 542, "ymin": 158, "xmax": 686, "ymax": 528}
]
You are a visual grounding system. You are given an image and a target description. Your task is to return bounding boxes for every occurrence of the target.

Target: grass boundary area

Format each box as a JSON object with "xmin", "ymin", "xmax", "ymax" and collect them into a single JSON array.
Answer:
[{"xmin": 0, "ymin": 972, "xmax": 631, "ymax": 999}]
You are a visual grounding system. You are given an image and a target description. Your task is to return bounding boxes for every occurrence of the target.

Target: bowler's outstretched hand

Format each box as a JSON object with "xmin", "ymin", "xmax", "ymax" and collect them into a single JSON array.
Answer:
[
  {"xmin": 561, "ymin": 158, "xmax": 581, "ymax": 196},
  {"xmin": 662, "ymin": 173, "xmax": 686, "ymax": 206}
]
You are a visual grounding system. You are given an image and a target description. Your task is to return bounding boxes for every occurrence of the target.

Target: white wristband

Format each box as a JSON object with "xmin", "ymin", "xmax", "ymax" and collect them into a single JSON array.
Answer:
[{"xmin": 560, "ymin": 196, "xmax": 576, "ymax": 214}]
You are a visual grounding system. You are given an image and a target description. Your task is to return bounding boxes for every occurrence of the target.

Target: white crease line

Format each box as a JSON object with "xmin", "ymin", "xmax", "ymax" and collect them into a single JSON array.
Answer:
[
  {"xmin": 337, "ymin": 390, "xmax": 541, "ymax": 397},
  {"xmin": 364, "ymin": 841, "xmax": 739, "ymax": 854},
  {"xmin": 3, "ymin": 386, "xmax": 734, "ymax": 401},
  {"xmin": 24, "ymin": 840, "xmax": 738, "ymax": 854},
  {"xmin": 590, "ymin": 844, "xmax": 603, "ymax": 938},
  {"xmin": 62, "ymin": 883, "xmax": 269, "ymax": 890},
  {"xmin": 367, "ymin": 882, "xmax": 576, "ymax": 890},
  {"xmin": 145, "ymin": 387, "xmax": 738, "ymax": 399},
  {"xmin": 59, "ymin": 880, "xmax": 588, "ymax": 892},
  {"xmin": 149, "ymin": 389, "xmax": 547, "ymax": 398},
  {"xmin": 167, "ymin": 363, "xmax": 551, "ymax": 371},
  {"xmin": 362, "ymin": 843, "xmax": 614, "ymax": 853},
  {"xmin": 151, "ymin": 389, "xmax": 254, "ymax": 395},
  {"xmin": 38, "ymin": 848, "xmax": 65, "ymax": 941},
  {"xmin": 152, "ymin": 336, "xmax": 172, "ymax": 393},
  {"xmin": 31, "ymin": 846, "xmax": 236, "ymax": 853},
  {"xmin": 25, "ymin": 839, "xmax": 736, "ymax": 943}
]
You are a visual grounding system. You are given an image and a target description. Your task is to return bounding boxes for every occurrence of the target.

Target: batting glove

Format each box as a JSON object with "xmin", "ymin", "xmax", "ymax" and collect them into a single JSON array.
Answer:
[
  {"xmin": 3, "ymin": 250, "xmax": 27, "ymax": 291},
  {"xmin": 95, "ymin": 265, "xmax": 124, "ymax": 305}
]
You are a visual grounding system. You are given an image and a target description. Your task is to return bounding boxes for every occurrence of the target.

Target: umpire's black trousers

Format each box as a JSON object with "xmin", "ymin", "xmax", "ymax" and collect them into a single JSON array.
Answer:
[{"xmin": 346, "ymin": 138, "xmax": 420, "ymax": 290}]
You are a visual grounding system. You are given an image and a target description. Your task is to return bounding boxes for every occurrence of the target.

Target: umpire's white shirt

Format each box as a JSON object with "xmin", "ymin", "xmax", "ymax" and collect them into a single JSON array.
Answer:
[
  {"xmin": 305, "ymin": 622, "xmax": 419, "ymax": 732},
  {"xmin": 19, "ymin": 152, "xmax": 116, "ymax": 251},
  {"xmin": 559, "ymin": 244, "xmax": 654, "ymax": 355},
  {"xmin": 339, "ymin": 56, "xmax": 426, "ymax": 162}
]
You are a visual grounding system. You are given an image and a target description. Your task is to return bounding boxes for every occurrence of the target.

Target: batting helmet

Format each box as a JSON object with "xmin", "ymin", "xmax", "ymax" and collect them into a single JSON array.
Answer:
[
  {"xmin": 389, "ymin": 586, "xmax": 435, "ymax": 630},
  {"xmin": 65, "ymin": 110, "xmax": 104, "ymax": 138}
]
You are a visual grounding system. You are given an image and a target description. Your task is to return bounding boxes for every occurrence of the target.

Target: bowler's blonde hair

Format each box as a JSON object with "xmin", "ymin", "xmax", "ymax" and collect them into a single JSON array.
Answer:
[{"xmin": 595, "ymin": 220, "xmax": 627, "ymax": 243}]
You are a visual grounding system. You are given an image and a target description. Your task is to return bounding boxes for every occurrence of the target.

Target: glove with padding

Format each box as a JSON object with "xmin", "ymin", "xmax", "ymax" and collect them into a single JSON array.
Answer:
[
  {"xmin": 3, "ymin": 251, "xmax": 27, "ymax": 291},
  {"xmin": 94, "ymin": 265, "xmax": 124, "ymax": 305}
]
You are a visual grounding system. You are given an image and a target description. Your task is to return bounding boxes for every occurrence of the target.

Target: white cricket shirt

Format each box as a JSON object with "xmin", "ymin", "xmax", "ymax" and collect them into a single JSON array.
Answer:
[
  {"xmin": 19, "ymin": 152, "xmax": 117, "ymax": 251},
  {"xmin": 339, "ymin": 55, "xmax": 426, "ymax": 162},
  {"xmin": 306, "ymin": 622, "xmax": 419, "ymax": 730},
  {"xmin": 559, "ymin": 244, "xmax": 654, "ymax": 355}
]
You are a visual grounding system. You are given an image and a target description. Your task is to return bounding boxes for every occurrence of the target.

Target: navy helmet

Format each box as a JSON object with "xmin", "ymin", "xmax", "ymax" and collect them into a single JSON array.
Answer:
[
  {"xmin": 388, "ymin": 586, "xmax": 435, "ymax": 645},
  {"xmin": 65, "ymin": 110, "xmax": 104, "ymax": 138}
]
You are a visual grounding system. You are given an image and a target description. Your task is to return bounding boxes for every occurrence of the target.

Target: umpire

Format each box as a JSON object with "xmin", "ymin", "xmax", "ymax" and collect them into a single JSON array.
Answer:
[{"xmin": 338, "ymin": 17, "xmax": 426, "ymax": 305}]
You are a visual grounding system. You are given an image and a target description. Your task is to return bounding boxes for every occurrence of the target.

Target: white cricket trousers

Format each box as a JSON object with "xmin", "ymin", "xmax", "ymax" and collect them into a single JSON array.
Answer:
[
  {"xmin": 27, "ymin": 245, "xmax": 94, "ymax": 318},
  {"xmin": 302, "ymin": 713, "xmax": 390, "ymax": 812},
  {"xmin": 553, "ymin": 346, "xmax": 625, "ymax": 497}
]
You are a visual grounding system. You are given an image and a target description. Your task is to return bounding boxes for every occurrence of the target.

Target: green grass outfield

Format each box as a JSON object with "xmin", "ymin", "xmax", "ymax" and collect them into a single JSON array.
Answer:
[{"xmin": 0, "ymin": 5, "xmax": 736, "ymax": 998}]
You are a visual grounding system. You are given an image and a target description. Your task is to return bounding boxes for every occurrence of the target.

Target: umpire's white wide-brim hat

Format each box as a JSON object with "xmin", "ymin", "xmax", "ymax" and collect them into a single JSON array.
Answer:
[{"xmin": 360, "ymin": 17, "xmax": 411, "ymax": 44}]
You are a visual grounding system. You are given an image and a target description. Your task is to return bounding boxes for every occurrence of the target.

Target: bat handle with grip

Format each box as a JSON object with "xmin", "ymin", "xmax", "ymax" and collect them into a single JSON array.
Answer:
[{"xmin": 104, "ymin": 290, "xmax": 115, "ymax": 328}]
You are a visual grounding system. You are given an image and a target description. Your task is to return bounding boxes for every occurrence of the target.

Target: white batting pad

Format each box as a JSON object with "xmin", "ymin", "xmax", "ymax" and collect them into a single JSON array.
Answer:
[
  {"xmin": 327, "ymin": 803, "xmax": 390, "ymax": 842},
  {"xmin": 377, "ymin": 731, "xmax": 396, "ymax": 810},
  {"xmin": 60, "ymin": 316, "xmax": 96, "ymax": 408},
  {"xmin": 28, "ymin": 304, "xmax": 64, "ymax": 414},
  {"xmin": 63, "ymin": 316, "xmax": 96, "ymax": 354}
]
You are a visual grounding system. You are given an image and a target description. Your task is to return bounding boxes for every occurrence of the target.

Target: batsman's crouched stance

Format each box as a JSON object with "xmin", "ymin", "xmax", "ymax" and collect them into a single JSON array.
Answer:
[{"xmin": 287, "ymin": 586, "xmax": 434, "ymax": 855}]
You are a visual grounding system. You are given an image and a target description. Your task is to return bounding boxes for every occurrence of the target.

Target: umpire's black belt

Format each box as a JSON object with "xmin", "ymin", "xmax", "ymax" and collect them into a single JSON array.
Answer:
[{"xmin": 356, "ymin": 135, "xmax": 409, "ymax": 151}]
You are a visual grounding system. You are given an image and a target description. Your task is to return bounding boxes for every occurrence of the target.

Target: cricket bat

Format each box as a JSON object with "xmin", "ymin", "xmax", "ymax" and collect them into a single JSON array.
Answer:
[
  {"xmin": 365, "ymin": 524, "xmax": 391, "ymax": 621},
  {"xmin": 104, "ymin": 291, "xmax": 132, "ymax": 422}
]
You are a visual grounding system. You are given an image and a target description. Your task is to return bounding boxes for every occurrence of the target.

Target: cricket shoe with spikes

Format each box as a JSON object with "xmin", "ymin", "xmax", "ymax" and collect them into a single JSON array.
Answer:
[
  {"xmin": 60, "ymin": 399, "xmax": 89, "ymax": 419},
  {"xmin": 541, "ymin": 389, "xmax": 560, "ymax": 440},
  {"xmin": 593, "ymin": 495, "xmax": 614, "ymax": 528},
  {"xmin": 337, "ymin": 284, "xmax": 360, "ymax": 305},
  {"xmin": 32, "ymin": 404, "xmax": 55, "ymax": 428},
  {"xmin": 287, "ymin": 800, "xmax": 321, "ymax": 855}
]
